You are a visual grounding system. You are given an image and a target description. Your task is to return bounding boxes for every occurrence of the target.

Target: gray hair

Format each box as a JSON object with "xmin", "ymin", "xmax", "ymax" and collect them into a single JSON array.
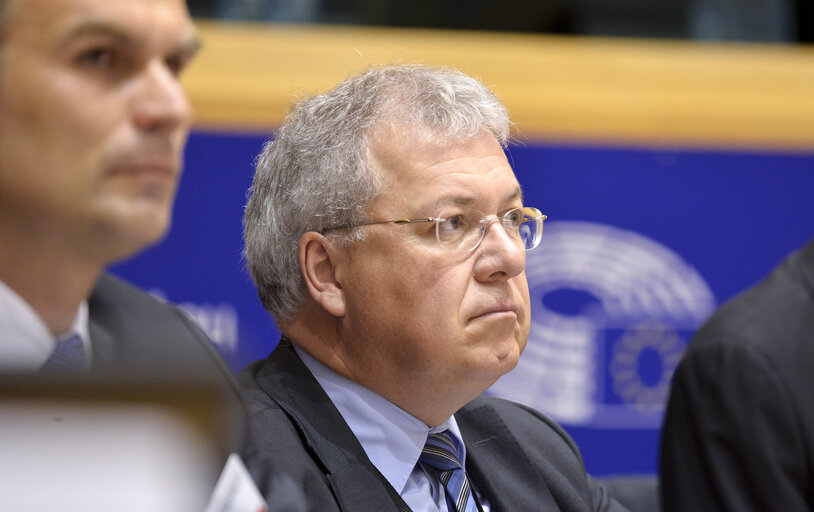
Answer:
[{"xmin": 243, "ymin": 64, "xmax": 511, "ymax": 326}]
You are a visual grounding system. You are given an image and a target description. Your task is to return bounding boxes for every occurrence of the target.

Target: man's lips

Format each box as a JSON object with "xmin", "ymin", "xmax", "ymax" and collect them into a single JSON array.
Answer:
[
  {"xmin": 110, "ymin": 162, "xmax": 176, "ymax": 178},
  {"xmin": 470, "ymin": 302, "xmax": 519, "ymax": 320}
]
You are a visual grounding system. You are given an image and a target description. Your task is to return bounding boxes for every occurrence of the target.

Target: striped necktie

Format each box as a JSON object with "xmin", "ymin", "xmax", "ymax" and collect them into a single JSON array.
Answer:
[
  {"xmin": 40, "ymin": 334, "xmax": 89, "ymax": 373},
  {"xmin": 419, "ymin": 430, "xmax": 479, "ymax": 512}
]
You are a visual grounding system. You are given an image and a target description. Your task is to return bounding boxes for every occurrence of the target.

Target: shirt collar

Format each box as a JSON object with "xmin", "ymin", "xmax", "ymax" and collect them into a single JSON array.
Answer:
[
  {"xmin": 0, "ymin": 278, "xmax": 91, "ymax": 371},
  {"xmin": 293, "ymin": 345, "xmax": 468, "ymax": 494}
]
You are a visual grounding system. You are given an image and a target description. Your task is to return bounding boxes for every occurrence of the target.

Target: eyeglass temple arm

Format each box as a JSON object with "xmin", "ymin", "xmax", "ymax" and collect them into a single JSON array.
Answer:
[{"xmin": 387, "ymin": 217, "xmax": 438, "ymax": 225}]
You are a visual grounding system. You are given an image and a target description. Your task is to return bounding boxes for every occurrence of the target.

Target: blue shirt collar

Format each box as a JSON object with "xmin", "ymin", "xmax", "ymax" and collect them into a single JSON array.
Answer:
[{"xmin": 293, "ymin": 345, "xmax": 467, "ymax": 494}]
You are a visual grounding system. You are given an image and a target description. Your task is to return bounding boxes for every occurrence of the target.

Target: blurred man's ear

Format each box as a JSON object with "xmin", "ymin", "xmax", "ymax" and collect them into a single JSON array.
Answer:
[{"xmin": 298, "ymin": 232, "xmax": 346, "ymax": 318}]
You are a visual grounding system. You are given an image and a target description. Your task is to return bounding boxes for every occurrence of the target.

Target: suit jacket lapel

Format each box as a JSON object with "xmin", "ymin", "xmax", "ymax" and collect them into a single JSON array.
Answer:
[
  {"xmin": 87, "ymin": 276, "xmax": 121, "ymax": 372},
  {"xmin": 457, "ymin": 398, "xmax": 557, "ymax": 511},
  {"xmin": 256, "ymin": 341, "xmax": 407, "ymax": 512},
  {"xmin": 88, "ymin": 317, "xmax": 116, "ymax": 371},
  {"xmin": 794, "ymin": 237, "xmax": 814, "ymax": 295}
]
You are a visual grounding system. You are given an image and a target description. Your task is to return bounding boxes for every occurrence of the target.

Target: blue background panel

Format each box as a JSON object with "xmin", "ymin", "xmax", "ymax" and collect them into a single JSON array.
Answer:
[{"xmin": 113, "ymin": 129, "xmax": 814, "ymax": 476}]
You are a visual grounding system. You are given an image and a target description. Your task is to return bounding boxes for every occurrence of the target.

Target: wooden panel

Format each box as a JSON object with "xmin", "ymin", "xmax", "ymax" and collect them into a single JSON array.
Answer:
[{"xmin": 183, "ymin": 21, "xmax": 814, "ymax": 150}]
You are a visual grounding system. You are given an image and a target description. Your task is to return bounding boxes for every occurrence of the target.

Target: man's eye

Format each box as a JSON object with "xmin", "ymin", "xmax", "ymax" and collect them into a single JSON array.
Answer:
[
  {"xmin": 440, "ymin": 214, "xmax": 465, "ymax": 232},
  {"xmin": 77, "ymin": 47, "xmax": 115, "ymax": 69},
  {"xmin": 505, "ymin": 209, "xmax": 523, "ymax": 227},
  {"xmin": 165, "ymin": 54, "xmax": 185, "ymax": 76}
]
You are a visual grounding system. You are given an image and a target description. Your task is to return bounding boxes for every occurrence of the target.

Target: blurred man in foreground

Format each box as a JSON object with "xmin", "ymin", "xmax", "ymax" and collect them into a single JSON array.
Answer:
[
  {"xmin": 0, "ymin": 1, "xmax": 307, "ymax": 509},
  {"xmin": 241, "ymin": 64, "xmax": 627, "ymax": 511},
  {"xmin": 661, "ymin": 236, "xmax": 814, "ymax": 511},
  {"xmin": 0, "ymin": 0, "xmax": 233, "ymax": 379}
]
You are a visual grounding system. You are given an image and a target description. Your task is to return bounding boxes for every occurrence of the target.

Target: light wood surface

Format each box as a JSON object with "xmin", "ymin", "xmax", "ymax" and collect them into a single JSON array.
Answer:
[{"xmin": 184, "ymin": 21, "xmax": 814, "ymax": 150}]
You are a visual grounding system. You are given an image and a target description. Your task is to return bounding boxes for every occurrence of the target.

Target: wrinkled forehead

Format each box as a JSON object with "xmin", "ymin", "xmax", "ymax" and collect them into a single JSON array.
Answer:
[
  {"xmin": 369, "ymin": 120, "xmax": 508, "ymax": 175},
  {"xmin": 367, "ymin": 122, "xmax": 520, "ymax": 209}
]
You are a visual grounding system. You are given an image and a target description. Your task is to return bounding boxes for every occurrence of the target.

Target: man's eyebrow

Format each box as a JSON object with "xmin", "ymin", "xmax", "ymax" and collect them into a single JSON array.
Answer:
[
  {"xmin": 58, "ymin": 20, "xmax": 135, "ymax": 47},
  {"xmin": 504, "ymin": 186, "xmax": 524, "ymax": 204},
  {"xmin": 176, "ymin": 30, "xmax": 203, "ymax": 60},
  {"xmin": 424, "ymin": 186, "xmax": 524, "ymax": 212},
  {"xmin": 57, "ymin": 20, "xmax": 202, "ymax": 60},
  {"xmin": 432, "ymin": 196, "xmax": 476, "ymax": 209}
]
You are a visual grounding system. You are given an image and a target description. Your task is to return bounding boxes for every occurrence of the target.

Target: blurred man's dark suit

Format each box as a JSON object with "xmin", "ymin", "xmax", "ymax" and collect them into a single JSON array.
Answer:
[
  {"xmin": 661, "ymin": 237, "xmax": 814, "ymax": 511},
  {"xmin": 83, "ymin": 272, "xmax": 306, "ymax": 511},
  {"xmin": 88, "ymin": 273, "xmax": 239, "ymax": 381},
  {"xmin": 241, "ymin": 339, "xmax": 627, "ymax": 512}
]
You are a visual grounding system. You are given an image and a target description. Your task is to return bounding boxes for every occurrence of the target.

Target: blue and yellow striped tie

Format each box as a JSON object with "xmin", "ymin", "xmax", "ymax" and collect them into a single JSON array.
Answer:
[{"xmin": 419, "ymin": 430, "xmax": 479, "ymax": 512}]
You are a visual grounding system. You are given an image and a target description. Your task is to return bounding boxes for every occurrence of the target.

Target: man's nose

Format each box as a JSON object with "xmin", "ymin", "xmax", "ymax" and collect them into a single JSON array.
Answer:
[
  {"xmin": 132, "ymin": 60, "xmax": 192, "ymax": 133},
  {"xmin": 473, "ymin": 219, "xmax": 526, "ymax": 282}
]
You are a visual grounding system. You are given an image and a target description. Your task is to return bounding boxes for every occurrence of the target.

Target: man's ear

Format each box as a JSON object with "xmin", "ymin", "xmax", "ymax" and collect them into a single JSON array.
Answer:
[{"xmin": 298, "ymin": 232, "xmax": 346, "ymax": 317}]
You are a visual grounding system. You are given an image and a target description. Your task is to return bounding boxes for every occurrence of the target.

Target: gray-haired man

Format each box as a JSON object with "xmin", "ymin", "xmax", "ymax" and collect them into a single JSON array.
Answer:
[{"xmin": 240, "ymin": 64, "xmax": 627, "ymax": 512}]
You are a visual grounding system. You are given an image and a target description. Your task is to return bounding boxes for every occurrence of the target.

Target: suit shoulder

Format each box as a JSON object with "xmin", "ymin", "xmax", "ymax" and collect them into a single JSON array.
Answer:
[
  {"xmin": 238, "ymin": 358, "xmax": 284, "ymax": 416},
  {"xmin": 459, "ymin": 396, "xmax": 627, "ymax": 511},
  {"xmin": 90, "ymin": 272, "xmax": 210, "ymax": 342},
  {"xmin": 689, "ymin": 255, "xmax": 814, "ymax": 357},
  {"xmin": 91, "ymin": 273, "xmax": 178, "ymax": 314},
  {"xmin": 464, "ymin": 395, "xmax": 583, "ymax": 460},
  {"xmin": 89, "ymin": 273, "xmax": 237, "ymax": 386}
]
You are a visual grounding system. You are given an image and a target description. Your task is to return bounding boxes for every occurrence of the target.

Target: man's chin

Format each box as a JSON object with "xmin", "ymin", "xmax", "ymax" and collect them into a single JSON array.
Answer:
[
  {"xmin": 91, "ymin": 205, "xmax": 172, "ymax": 262},
  {"xmin": 496, "ymin": 346, "xmax": 521, "ymax": 375},
  {"xmin": 472, "ymin": 341, "xmax": 522, "ymax": 380}
]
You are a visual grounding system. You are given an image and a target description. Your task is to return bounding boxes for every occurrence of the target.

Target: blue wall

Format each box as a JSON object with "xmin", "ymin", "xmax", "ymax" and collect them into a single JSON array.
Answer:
[{"xmin": 113, "ymin": 129, "xmax": 814, "ymax": 476}]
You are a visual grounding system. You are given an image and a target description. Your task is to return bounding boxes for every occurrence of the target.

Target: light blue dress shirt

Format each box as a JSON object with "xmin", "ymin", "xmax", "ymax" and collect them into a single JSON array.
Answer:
[{"xmin": 295, "ymin": 346, "xmax": 489, "ymax": 512}]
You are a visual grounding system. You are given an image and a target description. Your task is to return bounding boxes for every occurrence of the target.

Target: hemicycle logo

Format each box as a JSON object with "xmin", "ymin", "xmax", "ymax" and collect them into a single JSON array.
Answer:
[{"xmin": 489, "ymin": 221, "xmax": 716, "ymax": 428}]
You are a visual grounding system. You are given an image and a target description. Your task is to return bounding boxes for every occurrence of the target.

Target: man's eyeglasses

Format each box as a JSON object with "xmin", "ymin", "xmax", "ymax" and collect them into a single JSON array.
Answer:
[{"xmin": 323, "ymin": 206, "xmax": 546, "ymax": 252}]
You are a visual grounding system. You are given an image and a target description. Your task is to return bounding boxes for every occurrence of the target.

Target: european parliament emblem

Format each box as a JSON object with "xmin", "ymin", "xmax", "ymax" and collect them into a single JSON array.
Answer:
[{"xmin": 489, "ymin": 221, "xmax": 716, "ymax": 428}]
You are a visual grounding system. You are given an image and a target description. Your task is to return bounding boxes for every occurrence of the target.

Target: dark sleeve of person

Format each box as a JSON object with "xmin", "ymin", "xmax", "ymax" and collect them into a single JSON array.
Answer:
[{"xmin": 660, "ymin": 335, "xmax": 809, "ymax": 512}]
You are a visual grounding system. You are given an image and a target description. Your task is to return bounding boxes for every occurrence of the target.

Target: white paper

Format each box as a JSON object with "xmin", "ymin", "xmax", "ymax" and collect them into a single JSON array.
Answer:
[
  {"xmin": 205, "ymin": 453, "xmax": 268, "ymax": 512},
  {"xmin": 0, "ymin": 399, "xmax": 219, "ymax": 512}
]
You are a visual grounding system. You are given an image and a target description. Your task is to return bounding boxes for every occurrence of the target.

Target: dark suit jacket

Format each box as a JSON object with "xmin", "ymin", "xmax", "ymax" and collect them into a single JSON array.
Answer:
[
  {"xmin": 660, "ymin": 238, "xmax": 814, "ymax": 511},
  {"xmin": 88, "ymin": 272, "xmax": 238, "ymax": 385},
  {"xmin": 240, "ymin": 340, "xmax": 628, "ymax": 512},
  {"xmin": 87, "ymin": 274, "xmax": 307, "ymax": 511}
]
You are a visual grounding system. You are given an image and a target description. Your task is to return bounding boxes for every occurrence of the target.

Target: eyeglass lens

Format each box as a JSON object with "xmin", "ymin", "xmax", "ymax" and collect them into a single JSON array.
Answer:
[{"xmin": 435, "ymin": 207, "xmax": 543, "ymax": 252}]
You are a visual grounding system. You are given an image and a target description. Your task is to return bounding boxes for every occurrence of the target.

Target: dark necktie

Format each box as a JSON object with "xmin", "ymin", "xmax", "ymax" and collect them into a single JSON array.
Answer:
[
  {"xmin": 419, "ymin": 430, "xmax": 479, "ymax": 512},
  {"xmin": 40, "ymin": 334, "xmax": 89, "ymax": 373}
]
